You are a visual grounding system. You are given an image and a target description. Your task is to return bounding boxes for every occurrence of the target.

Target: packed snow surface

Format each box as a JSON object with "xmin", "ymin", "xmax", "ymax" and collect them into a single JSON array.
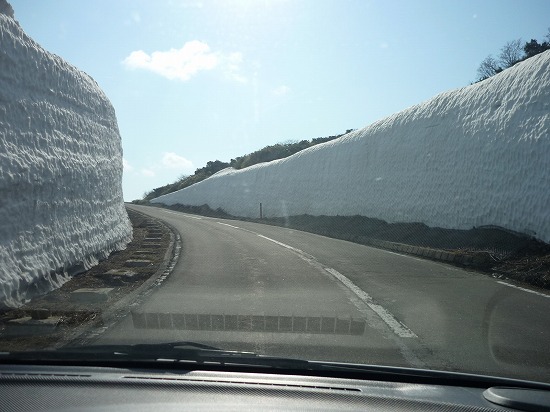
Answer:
[
  {"xmin": 0, "ymin": 4, "xmax": 132, "ymax": 307},
  {"xmin": 153, "ymin": 51, "xmax": 550, "ymax": 243}
]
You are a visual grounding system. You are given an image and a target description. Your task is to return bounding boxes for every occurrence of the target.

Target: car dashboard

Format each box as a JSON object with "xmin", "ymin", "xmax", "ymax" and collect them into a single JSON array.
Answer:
[{"xmin": 1, "ymin": 363, "xmax": 549, "ymax": 411}]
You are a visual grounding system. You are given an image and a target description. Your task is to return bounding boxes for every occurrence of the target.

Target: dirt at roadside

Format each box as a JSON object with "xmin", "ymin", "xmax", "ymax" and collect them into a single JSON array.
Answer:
[
  {"xmin": 0, "ymin": 207, "xmax": 173, "ymax": 351},
  {"xmin": 490, "ymin": 250, "xmax": 550, "ymax": 289}
]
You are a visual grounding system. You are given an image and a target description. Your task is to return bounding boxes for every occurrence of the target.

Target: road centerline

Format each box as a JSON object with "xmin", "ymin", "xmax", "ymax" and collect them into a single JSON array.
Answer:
[{"xmin": 217, "ymin": 222, "xmax": 241, "ymax": 229}]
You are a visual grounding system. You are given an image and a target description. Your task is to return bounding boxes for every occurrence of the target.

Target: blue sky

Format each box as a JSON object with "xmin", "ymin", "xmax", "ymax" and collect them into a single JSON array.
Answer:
[{"xmin": 9, "ymin": 0, "xmax": 550, "ymax": 201}]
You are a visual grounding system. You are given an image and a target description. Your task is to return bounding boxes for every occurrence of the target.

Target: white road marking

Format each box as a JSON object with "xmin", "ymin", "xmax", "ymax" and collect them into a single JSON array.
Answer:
[
  {"xmin": 324, "ymin": 268, "xmax": 417, "ymax": 338},
  {"xmin": 201, "ymin": 220, "xmax": 417, "ymax": 338},
  {"xmin": 383, "ymin": 250, "xmax": 427, "ymax": 263},
  {"xmin": 163, "ymin": 210, "xmax": 203, "ymax": 219},
  {"xmin": 179, "ymin": 214, "xmax": 202, "ymax": 220},
  {"xmin": 165, "ymin": 210, "xmax": 203, "ymax": 220},
  {"xmin": 497, "ymin": 281, "xmax": 550, "ymax": 298},
  {"xmin": 217, "ymin": 222, "xmax": 240, "ymax": 229},
  {"xmin": 256, "ymin": 234, "xmax": 316, "ymax": 261},
  {"xmin": 141, "ymin": 212, "xmax": 423, "ymax": 365},
  {"xmin": 256, "ymin": 234, "xmax": 417, "ymax": 338}
]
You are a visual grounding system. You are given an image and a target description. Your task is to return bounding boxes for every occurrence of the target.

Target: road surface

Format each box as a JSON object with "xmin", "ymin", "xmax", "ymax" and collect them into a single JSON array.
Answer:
[{"xmin": 97, "ymin": 205, "xmax": 550, "ymax": 381}]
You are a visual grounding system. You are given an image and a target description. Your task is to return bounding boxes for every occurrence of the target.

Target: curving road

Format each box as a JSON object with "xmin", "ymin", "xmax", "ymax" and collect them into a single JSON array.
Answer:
[{"xmin": 97, "ymin": 204, "xmax": 550, "ymax": 382}]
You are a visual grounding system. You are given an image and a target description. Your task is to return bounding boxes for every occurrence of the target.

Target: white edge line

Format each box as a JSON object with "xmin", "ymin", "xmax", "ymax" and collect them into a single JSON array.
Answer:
[
  {"xmin": 257, "ymin": 235, "xmax": 417, "ymax": 338},
  {"xmin": 256, "ymin": 234, "xmax": 316, "ymax": 261},
  {"xmin": 212, "ymin": 224, "xmax": 417, "ymax": 338},
  {"xmin": 497, "ymin": 281, "xmax": 550, "ymax": 298},
  {"xmin": 384, "ymin": 250, "xmax": 427, "ymax": 263},
  {"xmin": 324, "ymin": 268, "xmax": 417, "ymax": 338}
]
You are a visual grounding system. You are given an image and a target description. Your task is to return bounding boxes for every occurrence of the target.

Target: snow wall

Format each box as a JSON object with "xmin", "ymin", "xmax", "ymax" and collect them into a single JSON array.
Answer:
[
  {"xmin": 153, "ymin": 51, "xmax": 550, "ymax": 244},
  {"xmin": 0, "ymin": 2, "xmax": 132, "ymax": 307}
]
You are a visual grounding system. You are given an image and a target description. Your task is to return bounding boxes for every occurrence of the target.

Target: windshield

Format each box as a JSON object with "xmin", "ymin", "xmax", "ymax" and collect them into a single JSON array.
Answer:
[{"xmin": 1, "ymin": 0, "xmax": 550, "ymax": 386}]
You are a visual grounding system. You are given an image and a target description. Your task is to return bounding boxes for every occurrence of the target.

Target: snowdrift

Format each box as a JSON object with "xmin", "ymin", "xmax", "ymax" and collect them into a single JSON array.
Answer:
[
  {"xmin": 0, "ymin": 3, "xmax": 132, "ymax": 307},
  {"xmin": 153, "ymin": 50, "xmax": 550, "ymax": 243}
]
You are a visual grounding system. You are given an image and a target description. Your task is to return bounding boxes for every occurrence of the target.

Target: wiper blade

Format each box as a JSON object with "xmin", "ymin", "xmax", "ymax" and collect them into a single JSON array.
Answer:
[
  {"xmin": 2, "ymin": 345, "xmax": 550, "ymax": 390},
  {"xmin": 0, "ymin": 342, "xmax": 490, "ymax": 380},
  {"xmin": 0, "ymin": 341, "xmax": 309, "ymax": 369}
]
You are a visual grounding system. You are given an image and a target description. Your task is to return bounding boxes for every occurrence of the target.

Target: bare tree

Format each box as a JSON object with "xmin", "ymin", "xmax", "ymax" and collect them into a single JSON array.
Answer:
[
  {"xmin": 477, "ymin": 55, "xmax": 500, "ymax": 81},
  {"xmin": 498, "ymin": 39, "xmax": 523, "ymax": 68}
]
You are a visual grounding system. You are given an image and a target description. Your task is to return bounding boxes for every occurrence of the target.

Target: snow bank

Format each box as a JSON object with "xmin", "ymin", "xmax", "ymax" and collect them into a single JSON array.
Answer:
[
  {"xmin": 0, "ymin": 3, "xmax": 132, "ymax": 307},
  {"xmin": 153, "ymin": 51, "xmax": 550, "ymax": 243}
]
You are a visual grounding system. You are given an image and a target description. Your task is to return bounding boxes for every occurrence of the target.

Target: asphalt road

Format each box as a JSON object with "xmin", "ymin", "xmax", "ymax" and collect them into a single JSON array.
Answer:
[{"xmin": 97, "ymin": 204, "xmax": 550, "ymax": 382}]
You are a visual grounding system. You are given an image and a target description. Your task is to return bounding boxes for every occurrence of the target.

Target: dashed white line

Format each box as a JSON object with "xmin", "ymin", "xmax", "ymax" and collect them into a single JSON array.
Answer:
[
  {"xmin": 217, "ymin": 222, "xmax": 240, "ymax": 229},
  {"xmin": 163, "ymin": 211, "xmax": 203, "ymax": 219}
]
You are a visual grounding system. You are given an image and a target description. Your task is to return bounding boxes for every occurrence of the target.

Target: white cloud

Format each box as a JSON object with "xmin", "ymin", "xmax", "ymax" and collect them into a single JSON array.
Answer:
[
  {"xmin": 123, "ymin": 40, "xmax": 220, "ymax": 81},
  {"xmin": 122, "ymin": 158, "xmax": 133, "ymax": 172},
  {"xmin": 127, "ymin": 153, "xmax": 194, "ymax": 180},
  {"xmin": 141, "ymin": 168, "xmax": 156, "ymax": 177},
  {"xmin": 123, "ymin": 41, "xmax": 247, "ymax": 83},
  {"xmin": 161, "ymin": 152, "xmax": 194, "ymax": 171},
  {"xmin": 272, "ymin": 85, "xmax": 291, "ymax": 96}
]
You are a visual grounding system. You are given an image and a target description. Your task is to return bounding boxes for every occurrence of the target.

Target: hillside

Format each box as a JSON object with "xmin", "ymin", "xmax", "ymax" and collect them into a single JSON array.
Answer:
[
  {"xmin": 152, "ymin": 51, "xmax": 550, "ymax": 244},
  {"xmin": 0, "ymin": 3, "xmax": 132, "ymax": 307},
  {"xmin": 142, "ymin": 132, "xmax": 350, "ymax": 201}
]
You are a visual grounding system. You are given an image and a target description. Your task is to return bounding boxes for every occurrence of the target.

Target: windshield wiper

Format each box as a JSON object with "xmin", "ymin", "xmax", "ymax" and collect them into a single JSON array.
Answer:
[
  {"xmin": 2, "ymin": 342, "xmax": 550, "ymax": 390},
  {"xmin": 0, "ymin": 341, "xmax": 309, "ymax": 369},
  {"xmin": 0, "ymin": 342, "xmax": 434, "ymax": 380}
]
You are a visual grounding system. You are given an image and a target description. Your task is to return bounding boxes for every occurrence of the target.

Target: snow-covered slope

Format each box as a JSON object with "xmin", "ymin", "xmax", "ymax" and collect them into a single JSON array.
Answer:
[
  {"xmin": 153, "ymin": 51, "xmax": 550, "ymax": 243},
  {"xmin": 0, "ymin": 3, "xmax": 132, "ymax": 307}
]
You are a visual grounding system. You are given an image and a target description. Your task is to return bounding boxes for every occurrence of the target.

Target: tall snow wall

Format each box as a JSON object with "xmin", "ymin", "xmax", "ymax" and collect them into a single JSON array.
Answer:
[
  {"xmin": 0, "ymin": 2, "xmax": 132, "ymax": 307},
  {"xmin": 153, "ymin": 51, "xmax": 550, "ymax": 244}
]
